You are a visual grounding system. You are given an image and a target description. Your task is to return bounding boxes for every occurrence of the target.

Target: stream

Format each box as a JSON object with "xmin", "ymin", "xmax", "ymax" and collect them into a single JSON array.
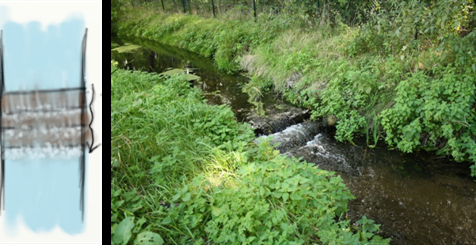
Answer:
[{"xmin": 111, "ymin": 36, "xmax": 476, "ymax": 245}]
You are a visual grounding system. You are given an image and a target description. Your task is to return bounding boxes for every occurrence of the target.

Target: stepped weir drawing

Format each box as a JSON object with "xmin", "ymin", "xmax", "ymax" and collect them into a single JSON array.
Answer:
[{"xmin": 0, "ymin": 26, "xmax": 97, "ymax": 233}]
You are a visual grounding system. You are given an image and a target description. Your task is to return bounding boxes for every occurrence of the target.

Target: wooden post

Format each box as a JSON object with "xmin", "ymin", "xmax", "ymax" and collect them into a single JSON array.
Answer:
[
  {"xmin": 253, "ymin": 0, "xmax": 257, "ymax": 22},
  {"xmin": 161, "ymin": 0, "xmax": 165, "ymax": 10},
  {"xmin": 182, "ymin": 0, "xmax": 186, "ymax": 13},
  {"xmin": 316, "ymin": 0, "xmax": 319, "ymax": 19},
  {"xmin": 212, "ymin": 0, "xmax": 216, "ymax": 17}
]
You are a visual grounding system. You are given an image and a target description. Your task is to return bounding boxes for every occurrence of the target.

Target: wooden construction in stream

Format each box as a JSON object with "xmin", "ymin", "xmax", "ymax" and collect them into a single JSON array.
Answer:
[{"xmin": 1, "ymin": 89, "xmax": 91, "ymax": 148}]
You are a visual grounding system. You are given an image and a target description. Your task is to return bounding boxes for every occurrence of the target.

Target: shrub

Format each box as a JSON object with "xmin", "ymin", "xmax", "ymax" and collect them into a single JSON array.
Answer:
[{"xmin": 381, "ymin": 68, "xmax": 476, "ymax": 167}]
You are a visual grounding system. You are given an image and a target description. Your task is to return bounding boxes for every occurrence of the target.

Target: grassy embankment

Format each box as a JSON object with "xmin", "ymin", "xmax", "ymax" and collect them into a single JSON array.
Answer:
[
  {"xmin": 113, "ymin": 4, "xmax": 476, "ymax": 177},
  {"xmin": 111, "ymin": 63, "xmax": 389, "ymax": 244}
]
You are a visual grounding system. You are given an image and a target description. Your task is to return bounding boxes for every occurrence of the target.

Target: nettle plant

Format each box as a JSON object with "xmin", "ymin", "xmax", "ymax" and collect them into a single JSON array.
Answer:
[
  {"xmin": 156, "ymin": 141, "xmax": 389, "ymax": 244},
  {"xmin": 309, "ymin": 62, "xmax": 377, "ymax": 144},
  {"xmin": 381, "ymin": 68, "xmax": 476, "ymax": 177}
]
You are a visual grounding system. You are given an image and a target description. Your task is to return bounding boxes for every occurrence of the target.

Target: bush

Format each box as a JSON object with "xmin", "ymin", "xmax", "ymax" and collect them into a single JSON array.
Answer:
[{"xmin": 381, "ymin": 68, "xmax": 476, "ymax": 167}]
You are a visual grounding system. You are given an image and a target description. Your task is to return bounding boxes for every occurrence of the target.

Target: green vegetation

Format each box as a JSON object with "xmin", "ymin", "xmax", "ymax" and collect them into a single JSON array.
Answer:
[
  {"xmin": 111, "ymin": 62, "xmax": 389, "ymax": 244},
  {"xmin": 112, "ymin": 0, "xmax": 476, "ymax": 177},
  {"xmin": 112, "ymin": 43, "xmax": 142, "ymax": 53}
]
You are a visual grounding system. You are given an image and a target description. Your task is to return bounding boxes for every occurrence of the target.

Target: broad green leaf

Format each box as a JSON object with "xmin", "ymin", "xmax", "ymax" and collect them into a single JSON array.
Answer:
[
  {"xmin": 115, "ymin": 200, "xmax": 124, "ymax": 207},
  {"xmin": 112, "ymin": 44, "xmax": 142, "ymax": 53},
  {"xmin": 132, "ymin": 99, "xmax": 143, "ymax": 107},
  {"xmin": 111, "ymin": 223, "xmax": 118, "ymax": 234},
  {"xmin": 182, "ymin": 192, "xmax": 191, "ymax": 202},
  {"xmin": 185, "ymin": 73, "xmax": 200, "ymax": 81},
  {"xmin": 161, "ymin": 217, "xmax": 172, "ymax": 225},
  {"xmin": 113, "ymin": 216, "xmax": 135, "ymax": 245},
  {"xmin": 159, "ymin": 68, "xmax": 184, "ymax": 76},
  {"xmin": 113, "ymin": 189, "xmax": 122, "ymax": 196},
  {"xmin": 133, "ymin": 217, "xmax": 147, "ymax": 233},
  {"xmin": 212, "ymin": 206, "xmax": 223, "ymax": 216},
  {"xmin": 159, "ymin": 69, "xmax": 200, "ymax": 81},
  {"xmin": 172, "ymin": 193, "xmax": 181, "ymax": 202},
  {"xmin": 282, "ymin": 193, "xmax": 289, "ymax": 202},
  {"xmin": 135, "ymin": 231, "xmax": 164, "ymax": 245},
  {"xmin": 290, "ymin": 192, "xmax": 303, "ymax": 200},
  {"xmin": 365, "ymin": 86, "xmax": 372, "ymax": 94}
]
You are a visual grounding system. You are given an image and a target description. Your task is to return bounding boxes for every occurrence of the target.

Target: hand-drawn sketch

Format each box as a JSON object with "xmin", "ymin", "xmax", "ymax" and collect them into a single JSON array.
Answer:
[{"xmin": 0, "ymin": 3, "xmax": 101, "ymax": 241}]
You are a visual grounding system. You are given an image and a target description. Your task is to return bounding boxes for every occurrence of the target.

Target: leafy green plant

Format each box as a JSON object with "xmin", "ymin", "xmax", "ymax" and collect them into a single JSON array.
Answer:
[
  {"xmin": 112, "ymin": 43, "xmax": 142, "ymax": 53},
  {"xmin": 242, "ymin": 76, "xmax": 272, "ymax": 116},
  {"xmin": 112, "ymin": 216, "xmax": 135, "ymax": 245},
  {"xmin": 471, "ymin": 164, "xmax": 476, "ymax": 179},
  {"xmin": 134, "ymin": 232, "xmax": 164, "ymax": 245},
  {"xmin": 381, "ymin": 68, "xmax": 476, "ymax": 167},
  {"xmin": 158, "ymin": 140, "xmax": 388, "ymax": 244},
  {"xmin": 354, "ymin": 215, "xmax": 383, "ymax": 242}
]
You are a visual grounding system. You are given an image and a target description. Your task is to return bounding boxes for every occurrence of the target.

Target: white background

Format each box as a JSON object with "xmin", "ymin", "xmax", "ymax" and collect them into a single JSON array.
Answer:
[{"xmin": 0, "ymin": 0, "xmax": 102, "ymax": 243}]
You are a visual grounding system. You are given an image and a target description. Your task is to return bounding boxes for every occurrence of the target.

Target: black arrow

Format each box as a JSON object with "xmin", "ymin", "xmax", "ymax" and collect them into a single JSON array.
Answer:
[{"xmin": 86, "ymin": 83, "xmax": 101, "ymax": 153}]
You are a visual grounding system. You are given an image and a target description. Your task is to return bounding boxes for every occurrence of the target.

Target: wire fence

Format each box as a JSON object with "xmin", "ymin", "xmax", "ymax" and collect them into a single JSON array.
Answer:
[
  {"xmin": 136, "ymin": 0, "xmax": 270, "ymax": 20},
  {"xmin": 130, "ymin": 0, "xmax": 375, "ymax": 26}
]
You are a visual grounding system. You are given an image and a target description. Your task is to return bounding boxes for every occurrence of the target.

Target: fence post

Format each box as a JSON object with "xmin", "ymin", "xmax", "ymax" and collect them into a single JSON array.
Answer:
[
  {"xmin": 253, "ymin": 0, "xmax": 257, "ymax": 22},
  {"xmin": 212, "ymin": 0, "xmax": 216, "ymax": 17}
]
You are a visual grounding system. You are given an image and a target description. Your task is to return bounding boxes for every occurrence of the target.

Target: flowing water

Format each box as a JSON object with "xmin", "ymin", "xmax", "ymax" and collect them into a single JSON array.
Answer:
[
  {"xmin": 111, "ymin": 36, "xmax": 476, "ymax": 244},
  {"xmin": 280, "ymin": 130, "xmax": 476, "ymax": 244}
]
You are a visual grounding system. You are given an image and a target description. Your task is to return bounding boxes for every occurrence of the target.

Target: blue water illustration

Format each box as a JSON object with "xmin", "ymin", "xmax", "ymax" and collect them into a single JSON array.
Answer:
[
  {"xmin": 1, "ymin": 16, "xmax": 87, "ymax": 234},
  {"xmin": 3, "ymin": 17, "xmax": 84, "ymax": 90}
]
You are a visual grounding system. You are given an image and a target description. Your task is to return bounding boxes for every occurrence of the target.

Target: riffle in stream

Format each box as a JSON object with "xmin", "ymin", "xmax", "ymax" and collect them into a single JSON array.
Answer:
[
  {"xmin": 112, "ymin": 36, "xmax": 476, "ymax": 244},
  {"xmin": 259, "ymin": 125, "xmax": 476, "ymax": 245}
]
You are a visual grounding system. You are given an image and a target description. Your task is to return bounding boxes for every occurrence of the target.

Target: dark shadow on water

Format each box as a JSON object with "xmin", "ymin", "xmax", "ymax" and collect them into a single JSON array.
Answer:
[{"xmin": 286, "ymin": 133, "xmax": 476, "ymax": 245}]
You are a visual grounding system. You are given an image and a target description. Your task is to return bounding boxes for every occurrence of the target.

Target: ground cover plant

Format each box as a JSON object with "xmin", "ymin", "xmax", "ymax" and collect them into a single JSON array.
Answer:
[
  {"xmin": 112, "ymin": 0, "xmax": 476, "ymax": 178},
  {"xmin": 110, "ymin": 62, "xmax": 389, "ymax": 244}
]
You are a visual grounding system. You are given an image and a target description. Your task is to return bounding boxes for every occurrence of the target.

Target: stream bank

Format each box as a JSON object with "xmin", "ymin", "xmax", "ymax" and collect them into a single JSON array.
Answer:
[
  {"xmin": 112, "ymin": 9, "xmax": 476, "ymax": 180},
  {"xmin": 111, "ymin": 37, "xmax": 476, "ymax": 244}
]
